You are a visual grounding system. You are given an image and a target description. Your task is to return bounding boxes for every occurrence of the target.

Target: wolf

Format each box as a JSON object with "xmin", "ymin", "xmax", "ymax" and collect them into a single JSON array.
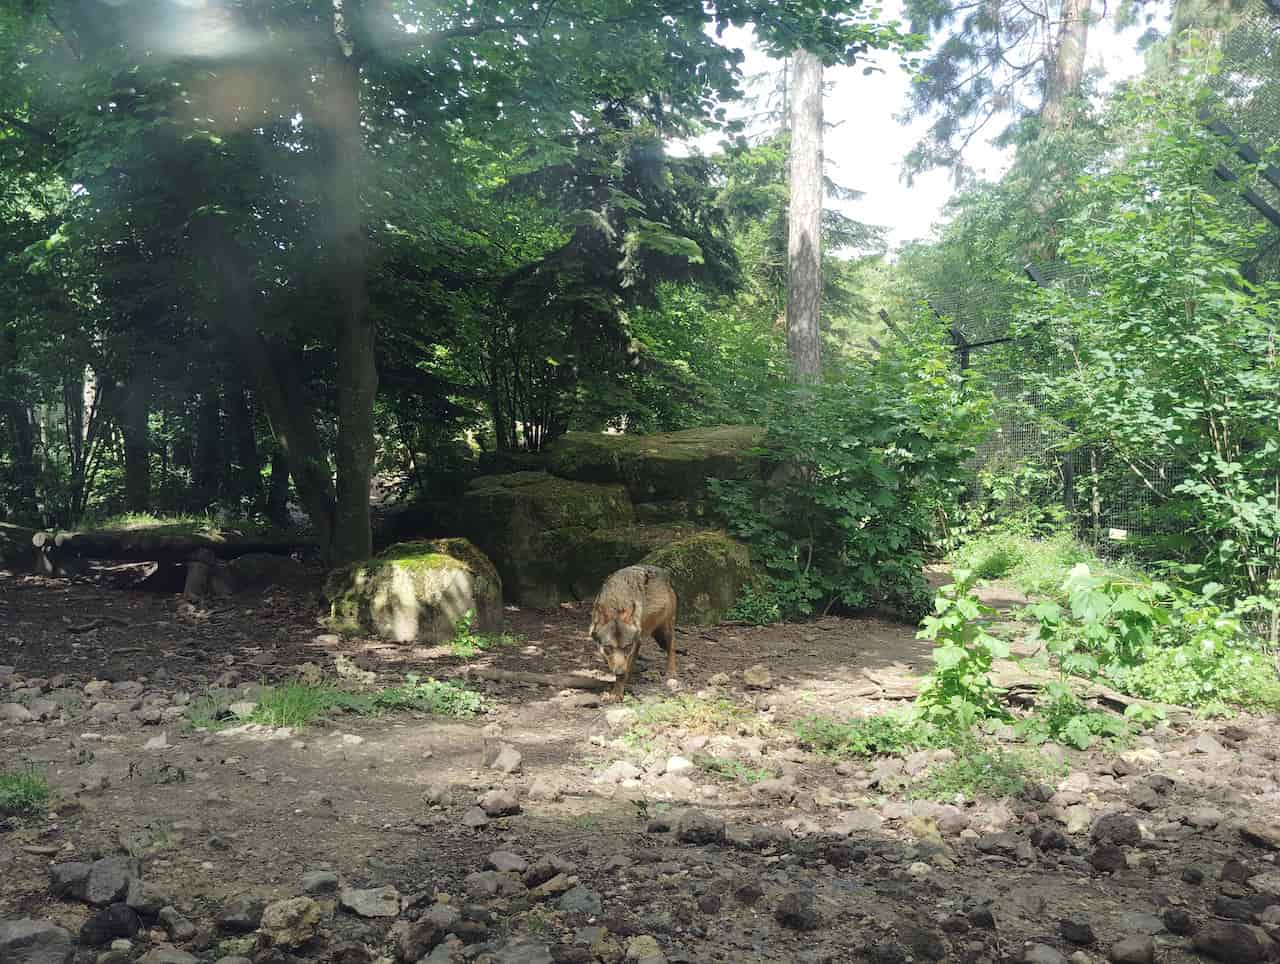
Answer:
[{"xmin": 589, "ymin": 565, "xmax": 678, "ymax": 702}]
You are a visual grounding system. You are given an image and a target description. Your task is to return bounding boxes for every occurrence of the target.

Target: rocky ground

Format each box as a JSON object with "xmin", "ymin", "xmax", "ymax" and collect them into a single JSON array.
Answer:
[{"xmin": 3, "ymin": 567, "xmax": 1280, "ymax": 964}]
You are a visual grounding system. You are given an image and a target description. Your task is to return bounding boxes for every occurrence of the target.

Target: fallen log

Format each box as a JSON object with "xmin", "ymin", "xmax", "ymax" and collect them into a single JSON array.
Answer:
[
  {"xmin": 461, "ymin": 665, "xmax": 613, "ymax": 691},
  {"xmin": 29, "ymin": 526, "xmax": 316, "ymax": 563}
]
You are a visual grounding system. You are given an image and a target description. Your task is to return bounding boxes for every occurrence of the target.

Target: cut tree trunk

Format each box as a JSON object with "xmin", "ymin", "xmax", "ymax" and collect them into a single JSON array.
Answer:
[
  {"xmin": 0, "ymin": 522, "xmax": 37, "ymax": 571},
  {"xmin": 786, "ymin": 48, "xmax": 823, "ymax": 385}
]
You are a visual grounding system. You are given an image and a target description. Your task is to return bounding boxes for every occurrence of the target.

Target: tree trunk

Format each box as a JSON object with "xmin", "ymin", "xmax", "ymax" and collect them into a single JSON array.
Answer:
[
  {"xmin": 267, "ymin": 449, "xmax": 291, "ymax": 526},
  {"xmin": 227, "ymin": 382, "xmax": 262, "ymax": 508},
  {"xmin": 194, "ymin": 388, "xmax": 222, "ymax": 507},
  {"xmin": 0, "ymin": 326, "xmax": 39, "ymax": 520},
  {"xmin": 120, "ymin": 367, "xmax": 152, "ymax": 512},
  {"xmin": 325, "ymin": 30, "xmax": 377, "ymax": 566},
  {"xmin": 786, "ymin": 49, "xmax": 823, "ymax": 384},
  {"xmin": 1041, "ymin": 0, "xmax": 1092, "ymax": 135}
]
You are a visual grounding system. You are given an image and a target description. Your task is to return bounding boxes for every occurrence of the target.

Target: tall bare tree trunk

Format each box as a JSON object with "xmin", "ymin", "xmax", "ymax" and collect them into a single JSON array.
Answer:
[
  {"xmin": 120, "ymin": 367, "xmax": 152, "ymax": 512},
  {"xmin": 787, "ymin": 49, "xmax": 823, "ymax": 384},
  {"xmin": 326, "ymin": 14, "xmax": 377, "ymax": 566},
  {"xmin": 1041, "ymin": 0, "xmax": 1092, "ymax": 135}
]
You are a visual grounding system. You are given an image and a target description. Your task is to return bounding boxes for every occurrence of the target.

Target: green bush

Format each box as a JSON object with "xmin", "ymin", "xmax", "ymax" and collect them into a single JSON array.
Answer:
[
  {"xmin": 711, "ymin": 338, "xmax": 988, "ymax": 620},
  {"xmin": 915, "ymin": 570, "xmax": 1011, "ymax": 730},
  {"xmin": 794, "ymin": 711, "xmax": 931, "ymax": 758}
]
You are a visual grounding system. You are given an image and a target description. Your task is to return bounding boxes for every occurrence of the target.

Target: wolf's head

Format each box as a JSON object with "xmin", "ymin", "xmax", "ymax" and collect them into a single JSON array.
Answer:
[{"xmin": 591, "ymin": 607, "xmax": 641, "ymax": 677}]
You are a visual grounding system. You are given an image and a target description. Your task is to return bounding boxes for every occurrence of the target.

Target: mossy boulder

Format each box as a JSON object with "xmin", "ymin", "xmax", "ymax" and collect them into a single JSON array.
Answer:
[
  {"xmin": 323, "ymin": 538, "xmax": 502, "ymax": 643},
  {"xmin": 641, "ymin": 531, "xmax": 759, "ymax": 625},
  {"xmin": 562, "ymin": 524, "xmax": 706, "ymax": 599},
  {"xmin": 457, "ymin": 472, "xmax": 633, "ymax": 608},
  {"xmin": 546, "ymin": 425, "xmax": 765, "ymax": 503}
]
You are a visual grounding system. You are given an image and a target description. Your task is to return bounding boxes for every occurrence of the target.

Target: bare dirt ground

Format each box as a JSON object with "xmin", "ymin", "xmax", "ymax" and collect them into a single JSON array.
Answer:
[{"xmin": 3, "ymin": 566, "xmax": 1280, "ymax": 964}]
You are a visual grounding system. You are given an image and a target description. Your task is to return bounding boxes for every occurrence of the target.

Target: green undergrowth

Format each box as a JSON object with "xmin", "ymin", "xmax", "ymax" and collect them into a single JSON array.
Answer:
[
  {"xmin": 948, "ymin": 528, "xmax": 1132, "ymax": 598},
  {"xmin": 794, "ymin": 711, "xmax": 936, "ymax": 758},
  {"xmin": 910, "ymin": 744, "xmax": 1062, "ymax": 802},
  {"xmin": 188, "ymin": 675, "xmax": 486, "ymax": 732},
  {"xmin": 0, "ymin": 766, "xmax": 51, "ymax": 816},
  {"xmin": 622, "ymin": 694, "xmax": 764, "ymax": 752},
  {"xmin": 695, "ymin": 754, "xmax": 776, "ymax": 785},
  {"xmin": 448, "ymin": 609, "xmax": 522, "ymax": 660}
]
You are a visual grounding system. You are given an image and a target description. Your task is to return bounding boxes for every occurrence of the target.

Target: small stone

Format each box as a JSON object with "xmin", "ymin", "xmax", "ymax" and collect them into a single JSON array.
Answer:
[
  {"xmin": 1021, "ymin": 944, "xmax": 1068, "ymax": 964},
  {"xmin": 461, "ymin": 807, "xmax": 490, "ymax": 828},
  {"xmin": 526, "ymin": 777, "xmax": 563, "ymax": 802},
  {"xmin": 774, "ymin": 891, "xmax": 820, "ymax": 931},
  {"xmin": 664, "ymin": 756, "xmax": 694, "ymax": 775},
  {"xmin": 1089, "ymin": 845, "xmax": 1126, "ymax": 874},
  {"xmin": 125, "ymin": 879, "xmax": 169, "ymax": 917},
  {"xmin": 558, "ymin": 886, "xmax": 602, "ymax": 916},
  {"xmin": 597, "ymin": 760, "xmax": 643, "ymax": 784},
  {"xmin": 604, "ymin": 707, "xmax": 636, "ymax": 730},
  {"xmin": 216, "ymin": 894, "xmax": 266, "ymax": 932},
  {"xmin": 0, "ymin": 918, "xmax": 75, "ymax": 964},
  {"xmin": 338, "ymin": 886, "xmax": 400, "ymax": 918},
  {"xmin": 1191, "ymin": 732, "xmax": 1226, "ymax": 755},
  {"xmin": 488, "ymin": 851, "xmax": 529, "ymax": 874},
  {"xmin": 1109, "ymin": 936, "xmax": 1154, "ymax": 963},
  {"xmin": 0, "ymin": 702, "xmax": 34, "ymax": 723},
  {"xmin": 260, "ymin": 897, "xmax": 322, "ymax": 947},
  {"xmin": 676, "ymin": 810, "xmax": 725, "ymax": 845},
  {"xmin": 84, "ymin": 857, "xmax": 141, "ymax": 907},
  {"xmin": 300, "ymin": 871, "xmax": 339, "ymax": 895},
  {"xmin": 1090, "ymin": 813, "xmax": 1140, "ymax": 847},
  {"xmin": 742, "ymin": 665, "xmax": 772, "ymax": 688},
  {"xmin": 708, "ymin": 673, "xmax": 730, "ymax": 687},
  {"xmin": 1248, "ymin": 871, "xmax": 1280, "ymax": 897},
  {"xmin": 80, "ymin": 904, "xmax": 142, "ymax": 947},
  {"xmin": 138, "ymin": 951, "xmax": 199, "ymax": 964},
  {"xmin": 397, "ymin": 916, "xmax": 445, "ymax": 961},
  {"xmin": 696, "ymin": 894, "xmax": 721, "ymax": 914},
  {"xmin": 1059, "ymin": 920, "xmax": 1096, "ymax": 945},
  {"xmin": 1192, "ymin": 920, "xmax": 1275, "ymax": 962},
  {"xmin": 143, "ymin": 733, "xmax": 169, "ymax": 751},
  {"xmin": 480, "ymin": 789, "xmax": 520, "ymax": 817},
  {"xmin": 487, "ymin": 744, "xmax": 523, "ymax": 775},
  {"xmin": 158, "ymin": 906, "xmax": 197, "ymax": 942},
  {"xmin": 1032, "ymin": 827, "xmax": 1068, "ymax": 852},
  {"xmin": 1241, "ymin": 821, "xmax": 1280, "ymax": 851},
  {"xmin": 1162, "ymin": 908, "xmax": 1193, "ymax": 936},
  {"xmin": 49, "ymin": 862, "xmax": 92, "ymax": 899},
  {"xmin": 1187, "ymin": 807, "xmax": 1223, "ymax": 830},
  {"xmin": 624, "ymin": 935, "xmax": 666, "ymax": 963},
  {"xmin": 1182, "ymin": 865, "xmax": 1205, "ymax": 884},
  {"xmin": 496, "ymin": 942, "xmax": 554, "ymax": 964}
]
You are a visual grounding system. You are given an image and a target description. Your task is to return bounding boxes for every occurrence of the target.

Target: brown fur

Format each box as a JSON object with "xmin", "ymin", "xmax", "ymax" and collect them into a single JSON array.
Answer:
[{"xmin": 589, "ymin": 565, "xmax": 678, "ymax": 702}]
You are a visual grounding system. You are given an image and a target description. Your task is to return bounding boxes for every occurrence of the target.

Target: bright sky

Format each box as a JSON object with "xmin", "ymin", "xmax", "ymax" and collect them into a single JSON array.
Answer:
[{"xmin": 696, "ymin": 3, "xmax": 1166, "ymax": 252}]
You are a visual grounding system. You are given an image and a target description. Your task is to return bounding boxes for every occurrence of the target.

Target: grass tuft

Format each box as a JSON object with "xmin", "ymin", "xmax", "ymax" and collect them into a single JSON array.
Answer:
[{"xmin": 0, "ymin": 766, "xmax": 51, "ymax": 816}]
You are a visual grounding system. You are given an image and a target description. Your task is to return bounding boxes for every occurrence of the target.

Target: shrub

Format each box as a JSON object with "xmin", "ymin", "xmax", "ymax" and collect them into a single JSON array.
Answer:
[{"xmin": 711, "ymin": 339, "xmax": 988, "ymax": 620}]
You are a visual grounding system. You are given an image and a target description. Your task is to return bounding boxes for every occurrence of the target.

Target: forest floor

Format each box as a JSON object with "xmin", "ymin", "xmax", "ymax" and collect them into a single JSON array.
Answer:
[{"xmin": 2, "ymin": 566, "xmax": 1279, "ymax": 964}]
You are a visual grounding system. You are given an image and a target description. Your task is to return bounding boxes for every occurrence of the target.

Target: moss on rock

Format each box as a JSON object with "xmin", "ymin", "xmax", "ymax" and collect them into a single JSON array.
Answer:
[
  {"xmin": 546, "ymin": 425, "xmax": 765, "ymax": 503},
  {"xmin": 562, "ymin": 524, "xmax": 706, "ymax": 599},
  {"xmin": 322, "ymin": 538, "xmax": 502, "ymax": 643},
  {"xmin": 641, "ymin": 531, "xmax": 760, "ymax": 626},
  {"xmin": 456, "ymin": 473, "xmax": 633, "ymax": 607}
]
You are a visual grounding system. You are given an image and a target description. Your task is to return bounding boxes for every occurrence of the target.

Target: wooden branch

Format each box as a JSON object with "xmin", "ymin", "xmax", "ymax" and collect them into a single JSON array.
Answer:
[{"xmin": 461, "ymin": 665, "xmax": 613, "ymax": 691}]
